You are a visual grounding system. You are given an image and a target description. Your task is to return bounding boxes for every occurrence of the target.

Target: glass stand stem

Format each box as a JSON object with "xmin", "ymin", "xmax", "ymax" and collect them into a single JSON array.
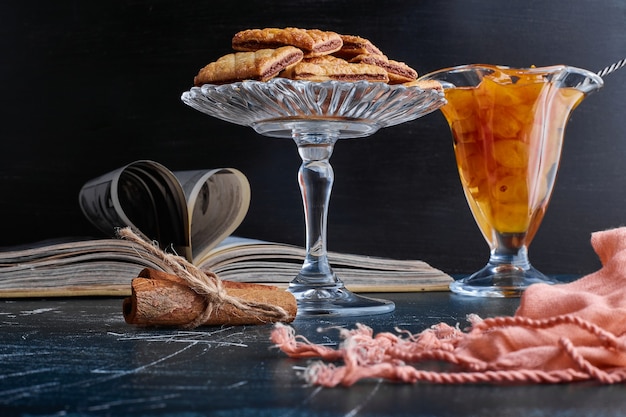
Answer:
[
  {"xmin": 288, "ymin": 131, "xmax": 395, "ymax": 316},
  {"xmin": 293, "ymin": 135, "xmax": 338, "ymax": 285}
]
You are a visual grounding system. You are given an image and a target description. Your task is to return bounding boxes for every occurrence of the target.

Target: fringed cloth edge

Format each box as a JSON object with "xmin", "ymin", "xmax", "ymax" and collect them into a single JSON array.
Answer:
[{"xmin": 270, "ymin": 315, "xmax": 626, "ymax": 386}]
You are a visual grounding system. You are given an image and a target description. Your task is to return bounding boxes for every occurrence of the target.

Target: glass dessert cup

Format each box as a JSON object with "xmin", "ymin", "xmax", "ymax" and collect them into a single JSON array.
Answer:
[
  {"xmin": 182, "ymin": 78, "xmax": 445, "ymax": 315},
  {"xmin": 420, "ymin": 64, "xmax": 603, "ymax": 297}
]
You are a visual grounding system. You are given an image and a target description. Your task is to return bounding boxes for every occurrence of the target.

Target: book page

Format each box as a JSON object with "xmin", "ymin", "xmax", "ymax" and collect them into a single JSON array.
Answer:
[
  {"xmin": 0, "ymin": 239, "xmax": 169, "ymax": 297},
  {"xmin": 174, "ymin": 169, "xmax": 250, "ymax": 265},
  {"xmin": 198, "ymin": 237, "xmax": 453, "ymax": 292},
  {"xmin": 79, "ymin": 160, "xmax": 191, "ymax": 259}
]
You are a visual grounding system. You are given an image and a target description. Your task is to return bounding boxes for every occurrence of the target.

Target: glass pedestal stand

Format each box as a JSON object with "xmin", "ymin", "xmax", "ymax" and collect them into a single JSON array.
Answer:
[
  {"xmin": 182, "ymin": 78, "xmax": 446, "ymax": 316},
  {"xmin": 254, "ymin": 119, "xmax": 394, "ymax": 316}
]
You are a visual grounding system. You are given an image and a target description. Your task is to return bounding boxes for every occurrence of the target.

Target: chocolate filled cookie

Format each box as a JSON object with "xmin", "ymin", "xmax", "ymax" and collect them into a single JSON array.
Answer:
[
  {"xmin": 281, "ymin": 59, "xmax": 389, "ymax": 83},
  {"xmin": 350, "ymin": 54, "xmax": 418, "ymax": 84},
  {"xmin": 333, "ymin": 34, "xmax": 384, "ymax": 59},
  {"xmin": 194, "ymin": 46, "xmax": 303, "ymax": 85},
  {"xmin": 232, "ymin": 27, "xmax": 343, "ymax": 58}
]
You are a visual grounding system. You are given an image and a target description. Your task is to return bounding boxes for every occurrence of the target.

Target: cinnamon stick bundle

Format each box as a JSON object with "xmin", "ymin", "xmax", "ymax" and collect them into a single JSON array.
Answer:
[{"xmin": 123, "ymin": 268, "xmax": 297, "ymax": 327}]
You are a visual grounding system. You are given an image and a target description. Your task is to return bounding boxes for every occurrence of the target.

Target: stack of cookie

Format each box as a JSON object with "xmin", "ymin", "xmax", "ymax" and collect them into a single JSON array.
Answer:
[{"xmin": 193, "ymin": 27, "xmax": 421, "ymax": 86}]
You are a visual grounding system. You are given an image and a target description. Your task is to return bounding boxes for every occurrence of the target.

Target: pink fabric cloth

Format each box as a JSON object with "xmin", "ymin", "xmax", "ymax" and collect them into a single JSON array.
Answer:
[{"xmin": 271, "ymin": 228, "xmax": 626, "ymax": 386}]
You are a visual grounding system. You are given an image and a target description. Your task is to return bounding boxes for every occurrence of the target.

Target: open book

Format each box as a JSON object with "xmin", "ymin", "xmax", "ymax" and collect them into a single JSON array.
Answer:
[{"xmin": 0, "ymin": 160, "xmax": 452, "ymax": 297}]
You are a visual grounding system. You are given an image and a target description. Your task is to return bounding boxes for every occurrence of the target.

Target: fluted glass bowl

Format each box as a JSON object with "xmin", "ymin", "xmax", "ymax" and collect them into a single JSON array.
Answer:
[{"xmin": 181, "ymin": 78, "xmax": 445, "ymax": 138}]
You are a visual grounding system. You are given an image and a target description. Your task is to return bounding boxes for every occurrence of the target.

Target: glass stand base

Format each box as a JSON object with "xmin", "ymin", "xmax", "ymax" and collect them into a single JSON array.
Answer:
[
  {"xmin": 288, "ymin": 283, "xmax": 395, "ymax": 317},
  {"xmin": 450, "ymin": 263, "xmax": 561, "ymax": 298}
]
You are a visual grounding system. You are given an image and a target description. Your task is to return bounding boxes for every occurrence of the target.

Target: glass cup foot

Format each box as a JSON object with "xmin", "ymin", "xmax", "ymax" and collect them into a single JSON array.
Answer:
[
  {"xmin": 289, "ymin": 283, "xmax": 395, "ymax": 317},
  {"xmin": 450, "ymin": 263, "xmax": 561, "ymax": 297}
]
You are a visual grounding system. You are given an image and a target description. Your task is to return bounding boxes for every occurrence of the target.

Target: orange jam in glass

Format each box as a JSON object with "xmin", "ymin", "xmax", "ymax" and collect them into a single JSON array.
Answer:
[{"xmin": 440, "ymin": 66, "xmax": 585, "ymax": 244}]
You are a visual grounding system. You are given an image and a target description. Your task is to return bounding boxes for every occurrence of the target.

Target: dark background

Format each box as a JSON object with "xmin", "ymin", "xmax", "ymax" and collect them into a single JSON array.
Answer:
[{"xmin": 1, "ymin": 0, "xmax": 624, "ymax": 276}]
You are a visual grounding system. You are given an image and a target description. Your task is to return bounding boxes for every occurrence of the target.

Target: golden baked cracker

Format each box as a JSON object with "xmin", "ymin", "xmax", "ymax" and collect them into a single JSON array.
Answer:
[
  {"xmin": 350, "ymin": 54, "xmax": 418, "ymax": 84},
  {"xmin": 232, "ymin": 27, "xmax": 343, "ymax": 58},
  {"xmin": 281, "ymin": 60, "xmax": 389, "ymax": 83},
  {"xmin": 193, "ymin": 46, "xmax": 303, "ymax": 86},
  {"xmin": 334, "ymin": 34, "xmax": 384, "ymax": 59}
]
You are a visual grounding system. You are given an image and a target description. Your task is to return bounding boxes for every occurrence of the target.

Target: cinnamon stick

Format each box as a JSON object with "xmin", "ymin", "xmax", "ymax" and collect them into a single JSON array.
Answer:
[{"xmin": 123, "ymin": 268, "xmax": 297, "ymax": 327}]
